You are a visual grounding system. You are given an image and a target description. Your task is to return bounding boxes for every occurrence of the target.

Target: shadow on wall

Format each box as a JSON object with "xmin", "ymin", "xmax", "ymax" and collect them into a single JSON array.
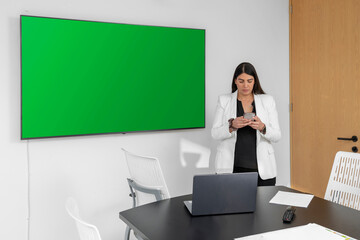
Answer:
[
  {"xmin": 157, "ymin": 136, "xmax": 214, "ymax": 197},
  {"xmin": 180, "ymin": 138, "xmax": 211, "ymax": 169}
]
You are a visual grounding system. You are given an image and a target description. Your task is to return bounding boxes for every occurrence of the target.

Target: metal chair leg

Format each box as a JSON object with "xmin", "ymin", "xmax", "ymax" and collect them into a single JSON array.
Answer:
[{"xmin": 124, "ymin": 225, "xmax": 131, "ymax": 240}]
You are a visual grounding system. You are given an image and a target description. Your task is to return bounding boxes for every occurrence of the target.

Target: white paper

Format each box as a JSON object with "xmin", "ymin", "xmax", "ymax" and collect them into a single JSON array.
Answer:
[
  {"xmin": 235, "ymin": 223, "xmax": 356, "ymax": 240},
  {"xmin": 269, "ymin": 191, "xmax": 314, "ymax": 208}
]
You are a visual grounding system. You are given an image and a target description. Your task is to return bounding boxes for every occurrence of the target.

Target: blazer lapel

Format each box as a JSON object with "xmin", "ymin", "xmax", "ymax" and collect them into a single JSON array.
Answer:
[
  {"xmin": 254, "ymin": 95, "xmax": 264, "ymax": 121},
  {"xmin": 254, "ymin": 94, "xmax": 264, "ymax": 145},
  {"xmin": 230, "ymin": 91, "xmax": 238, "ymax": 118}
]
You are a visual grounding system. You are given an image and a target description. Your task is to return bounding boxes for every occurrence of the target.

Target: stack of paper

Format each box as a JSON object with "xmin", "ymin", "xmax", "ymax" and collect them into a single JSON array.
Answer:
[
  {"xmin": 235, "ymin": 223, "xmax": 356, "ymax": 240},
  {"xmin": 269, "ymin": 191, "xmax": 314, "ymax": 208}
]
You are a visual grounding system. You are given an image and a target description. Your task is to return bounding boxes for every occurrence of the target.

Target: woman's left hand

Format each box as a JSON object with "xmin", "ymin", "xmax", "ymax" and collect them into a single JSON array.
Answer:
[{"xmin": 249, "ymin": 116, "xmax": 265, "ymax": 131}]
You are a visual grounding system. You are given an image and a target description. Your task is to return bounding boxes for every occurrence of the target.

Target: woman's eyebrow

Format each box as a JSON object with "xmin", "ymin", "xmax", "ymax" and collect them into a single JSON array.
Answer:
[{"xmin": 238, "ymin": 77, "xmax": 253, "ymax": 81}]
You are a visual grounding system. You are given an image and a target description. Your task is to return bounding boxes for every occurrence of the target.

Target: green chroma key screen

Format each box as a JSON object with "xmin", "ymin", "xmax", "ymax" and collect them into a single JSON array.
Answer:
[{"xmin": 21, "ymin": 16, "xmax": 205, "ymax": 139}]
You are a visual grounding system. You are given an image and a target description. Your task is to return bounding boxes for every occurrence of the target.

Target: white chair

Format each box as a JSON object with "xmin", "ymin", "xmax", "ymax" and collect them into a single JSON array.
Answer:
[
  {"xmin": 122, "ymin": 148, "xmax": 170, "ymax": 240},
  {"xmin": 65, "ymin": 197, "xmax": 102, "ymax": 240},
  {"xmin": 324, "ymin": 151, "xmax": 360, "ymax": 210}
]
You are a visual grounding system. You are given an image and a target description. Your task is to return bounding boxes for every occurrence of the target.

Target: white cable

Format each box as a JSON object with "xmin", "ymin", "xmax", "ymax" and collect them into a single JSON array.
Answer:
[{"xmin": 27, "ymin": 140, "xmax": 30, "ymax": 240}]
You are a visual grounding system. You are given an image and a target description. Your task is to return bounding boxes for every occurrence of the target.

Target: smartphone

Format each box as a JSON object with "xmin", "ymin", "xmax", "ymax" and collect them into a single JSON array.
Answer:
[{"xmin": 243, "ymin": 112, "xmax": 255, "ymax": 120}]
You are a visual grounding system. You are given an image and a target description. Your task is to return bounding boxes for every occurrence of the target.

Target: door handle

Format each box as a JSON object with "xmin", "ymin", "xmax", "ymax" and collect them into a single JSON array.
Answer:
[{"xmin": 337, "ymin": 136, "xmax": 358, "ymax": 142}]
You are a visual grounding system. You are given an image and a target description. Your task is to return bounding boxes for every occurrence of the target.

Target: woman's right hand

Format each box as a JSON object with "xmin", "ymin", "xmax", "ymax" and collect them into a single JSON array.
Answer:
[{"xmin": 231, "ymin": 116, "xmax": 251, "ymax": 130}]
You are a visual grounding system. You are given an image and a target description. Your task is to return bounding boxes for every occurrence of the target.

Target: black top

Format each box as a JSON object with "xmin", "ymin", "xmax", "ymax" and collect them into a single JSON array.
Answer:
[
  {"xmin": 119, "ymin": 186, "xmax": 360, "ymax": 240},
  {"xmin": 234, "ymin": 100, "xmax": 257, "ymax": 169}
]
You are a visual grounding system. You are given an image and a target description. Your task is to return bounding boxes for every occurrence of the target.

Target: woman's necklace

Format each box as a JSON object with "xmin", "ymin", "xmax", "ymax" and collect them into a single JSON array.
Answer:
[{"xmin": 238, "ymin": 96, "xmax": 254, "ymax": 113}]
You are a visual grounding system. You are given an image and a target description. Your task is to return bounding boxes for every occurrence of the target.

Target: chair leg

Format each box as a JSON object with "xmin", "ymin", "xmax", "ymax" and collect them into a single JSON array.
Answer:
[{"xmin": 125, "ymin": 225, "xmax": 131, "ymax": 240}]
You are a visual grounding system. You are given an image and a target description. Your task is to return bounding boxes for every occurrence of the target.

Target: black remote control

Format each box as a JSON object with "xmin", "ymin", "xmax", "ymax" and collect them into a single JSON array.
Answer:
[{"xmin": 282, "ymin": 206, "xmax": 296, "ymax": 223}]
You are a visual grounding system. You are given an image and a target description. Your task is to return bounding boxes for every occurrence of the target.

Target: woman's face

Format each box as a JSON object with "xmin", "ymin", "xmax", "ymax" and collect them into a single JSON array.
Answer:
[{"xmin": 235, "ymin": 73, "xmax": 255, "ymax": 97}]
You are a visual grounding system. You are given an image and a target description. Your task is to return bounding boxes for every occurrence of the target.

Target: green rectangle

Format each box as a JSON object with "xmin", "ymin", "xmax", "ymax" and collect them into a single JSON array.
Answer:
[{"xmin": 21, "ymin": 16, "xmax": 205, "ymax": 139}]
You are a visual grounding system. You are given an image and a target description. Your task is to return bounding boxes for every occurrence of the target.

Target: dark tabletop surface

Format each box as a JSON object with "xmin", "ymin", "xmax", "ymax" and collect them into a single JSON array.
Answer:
[{"xmin": 119, "ymin": 186, "xmax": 360, "ymax": 240}]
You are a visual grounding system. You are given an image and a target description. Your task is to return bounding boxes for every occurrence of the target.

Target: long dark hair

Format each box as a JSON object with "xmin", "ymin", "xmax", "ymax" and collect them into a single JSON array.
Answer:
[{"xmin": 231, "ymin": 62, "xmax": 265, "ymax": 94}]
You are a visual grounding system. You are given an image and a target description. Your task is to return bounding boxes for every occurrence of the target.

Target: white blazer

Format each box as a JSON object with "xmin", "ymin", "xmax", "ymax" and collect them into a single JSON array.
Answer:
[{"xmin": 211, "ymin": 91, "xmax": 281, "ymax": 179}]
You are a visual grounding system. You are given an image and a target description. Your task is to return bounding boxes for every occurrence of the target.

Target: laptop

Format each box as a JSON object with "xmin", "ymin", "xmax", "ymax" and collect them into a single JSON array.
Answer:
[{"xmin": 184, "ymin": 172, "xmax": 258, "ymax": 216}]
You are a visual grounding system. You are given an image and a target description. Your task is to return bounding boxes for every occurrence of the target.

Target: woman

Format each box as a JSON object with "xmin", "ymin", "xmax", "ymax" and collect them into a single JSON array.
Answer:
[{"xmin": 211, "ymin": 62, "xmax": 281, "ymax": 186}]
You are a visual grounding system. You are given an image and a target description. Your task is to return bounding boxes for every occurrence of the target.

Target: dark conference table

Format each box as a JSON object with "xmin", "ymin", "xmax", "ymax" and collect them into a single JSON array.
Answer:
[{"xmin": 119, "ymin": 186, "xmax": 360, "ymax": 240}]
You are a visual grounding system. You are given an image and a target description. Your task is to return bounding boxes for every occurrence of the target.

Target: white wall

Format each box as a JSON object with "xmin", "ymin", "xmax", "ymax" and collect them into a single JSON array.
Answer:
[{"xmin": 0, "ymin": 0, "xmax": 289, "ymax": 240}]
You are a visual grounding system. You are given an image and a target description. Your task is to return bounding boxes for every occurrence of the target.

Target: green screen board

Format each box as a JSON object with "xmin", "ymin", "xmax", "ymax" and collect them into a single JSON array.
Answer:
[{"xmin": 21, "ymin": 16, "xmax": 205, "ymax": 139}]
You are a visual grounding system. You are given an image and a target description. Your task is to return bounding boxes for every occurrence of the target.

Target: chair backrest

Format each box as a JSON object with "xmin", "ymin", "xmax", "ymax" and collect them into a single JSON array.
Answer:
[
  {"xmin": 324, "ymin": 151, "xmax": 360, "ymax": 210},
  {"xmin": 65, "ymin": 198, "xmax": 102, "ymax": 240},
  {"xmin": 122, "ymin": 148, "xmax": 170, "ymax": 206}
]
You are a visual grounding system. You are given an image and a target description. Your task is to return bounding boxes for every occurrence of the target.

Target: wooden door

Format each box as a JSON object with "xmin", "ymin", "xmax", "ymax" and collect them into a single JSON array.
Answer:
[{"xmin": 290, "ymin": 0, "xmax": 360, "ymax": 197}]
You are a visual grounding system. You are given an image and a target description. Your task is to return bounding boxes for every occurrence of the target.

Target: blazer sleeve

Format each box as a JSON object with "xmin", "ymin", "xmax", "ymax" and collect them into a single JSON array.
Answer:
[
  {"xmin": 211, "ymin": 95, "xmax": 235, "ymax": 140},
  {"xmin": 260, "ymin": 96, "xmax": 281, "ymax": 143}
]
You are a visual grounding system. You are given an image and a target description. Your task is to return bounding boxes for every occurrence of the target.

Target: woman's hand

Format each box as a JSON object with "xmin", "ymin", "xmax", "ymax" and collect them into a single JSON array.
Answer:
[
  {"xmin": 249, "ymin": 116, "xmax": 265, "ymax": 132},
  {"xmin": 232, "ymin": 116, "xmax": 252, "ymax": 129}
]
